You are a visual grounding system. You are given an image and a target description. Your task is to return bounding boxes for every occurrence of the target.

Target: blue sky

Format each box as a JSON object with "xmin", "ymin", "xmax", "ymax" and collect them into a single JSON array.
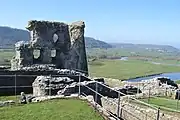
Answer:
[{"xmin": 0, "ymin": 0, "xmax": 180, "ymax": 46}]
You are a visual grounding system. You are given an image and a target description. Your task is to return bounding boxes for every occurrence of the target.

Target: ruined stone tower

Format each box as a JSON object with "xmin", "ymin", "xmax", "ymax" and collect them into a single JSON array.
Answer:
[{"xmin": 11, "ymin": 20, "xmax": 88, "ymax": 74}]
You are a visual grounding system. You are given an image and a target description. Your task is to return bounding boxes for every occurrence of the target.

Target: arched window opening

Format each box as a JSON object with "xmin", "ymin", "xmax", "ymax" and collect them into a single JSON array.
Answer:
[
  {"xmin": 58, "ymin": 33, "xmax": 65, "ymax": 44},
  {"xmin": 33, "ymin": 49, "xmax": 40, "ymax": 59},
  {"xmin": 51, "ymin": 49, "xmax": 56, "ymax": 57},
  {"xmin": 53, "ymin": 33, "xmax": 58, "ymax": 43}
]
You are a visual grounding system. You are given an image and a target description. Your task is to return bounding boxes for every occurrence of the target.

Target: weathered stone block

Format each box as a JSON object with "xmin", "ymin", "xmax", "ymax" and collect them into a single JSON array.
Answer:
[{"xmin": 32, "ymin": 76, "xmax": 74, "ymax": 96}]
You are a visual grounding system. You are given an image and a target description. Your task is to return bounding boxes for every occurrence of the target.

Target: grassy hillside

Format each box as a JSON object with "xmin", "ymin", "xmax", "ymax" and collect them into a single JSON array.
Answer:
[
  {"xmin": 0, "ymin": 99, "xmax": 103, "ymax": 120},
  {"xmin": 0, "ymin": 27, "xmax": 30, "ymax": 48},
  {"xmin": 85, "ymin": 37, "xmax": 112, "ymax": 48}
]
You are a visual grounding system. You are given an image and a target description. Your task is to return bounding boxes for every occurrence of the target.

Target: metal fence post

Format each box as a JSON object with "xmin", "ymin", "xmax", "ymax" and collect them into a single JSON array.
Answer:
[
  {"xmin": 95, "ymin": 81, "xmax": 98, "ymax": 110},
  {"xmin": 137, "ymin": 83, "xmax": 140, "ymax": 94},
  {"xmin": 15, "ymin": 74, "xmax": 17, "ymax": 99},
  {"xmin": 156, "ymin": 107, "xmax": 160, "ymax": 120},
  {"xmin": 148, "ymin": 88, "xmax": 150, "ymax": 103},
  {"xmin": 143, "ymin": 83, "xmax": 145, "ymax": 97},
  {"xmin": 117, "ymin": 92, "xmax": 121, "ymax": 118},
  {"xmin": 120, "ymin": 106, "xmax": 123, "ymax": 119},
  {"xmin": 145, "ymin": 113, "xmax": 147, "ymax": 120},
  {"xmin": 177, "ymin": 91, "xmax": 179, "ymax": 110},
  {"xmin": 49, "ymin": 74, "xmax": 51, "ymax": 96},
  {"xmin": 78, "ymin": 75, "xmax": 81, "ymax": 96}
]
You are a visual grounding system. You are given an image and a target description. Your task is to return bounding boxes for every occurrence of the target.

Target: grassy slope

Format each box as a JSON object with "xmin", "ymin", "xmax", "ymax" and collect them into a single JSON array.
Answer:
[
  {"xmin": 140, "ymin": 97, "xmax": 180, "ymax": 111},
  {"xmin": 0, "ymin": 99, "xmax": 104, "ymax": 120},
  {"xmin": 88, "ymin": 59, "xmax": 180, "ymax": 80}
]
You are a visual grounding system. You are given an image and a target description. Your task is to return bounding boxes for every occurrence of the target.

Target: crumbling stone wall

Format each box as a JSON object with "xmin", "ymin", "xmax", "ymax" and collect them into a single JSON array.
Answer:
[
  {"xmin": 11, "ymin": 20, "xmax": 88, "ymax": 74},
  {"xmin": 0, "ymin": 67, "xmax": 90, "ymax": 95},
  {"xmin": 11, "ymin": 41, "xmax": 33, "ymax": 70}
]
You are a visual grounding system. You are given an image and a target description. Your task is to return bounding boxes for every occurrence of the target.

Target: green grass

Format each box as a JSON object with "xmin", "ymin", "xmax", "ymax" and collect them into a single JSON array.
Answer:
[
  {"xmin": 0, "ymin": 49, "xmax": 14, "ymax": 66},
  {"xmin": 0, "ymin": 99, "xmax": 104, "ymax": 120},
  {"xmin": 175, "ymin": 80, "xmax": 180, "ymax": 84},
  {"xmin": 1, "ymin": 48, "xmax": 180, "ymax": 81},
  {"xmin": 0, "ymin": 95, "xmax": 17, "ymax": 101},
  {"xmin": 88, "ymin": 59, "xmax": 180, "ymax": 80},
  {"xmin": 129, "ymin": 57, "xmax": 180, "ymax": 64},
  {"xmin": 149, "ymin": 58, "xmax": 180, "ymax": 65},
  {"xmin": 140, "ymin": 97, "xmax": 180, "ymax": 112},
  {"xmin": 87, "ymin": 48, "xmax": 180, "ymax": 59}
]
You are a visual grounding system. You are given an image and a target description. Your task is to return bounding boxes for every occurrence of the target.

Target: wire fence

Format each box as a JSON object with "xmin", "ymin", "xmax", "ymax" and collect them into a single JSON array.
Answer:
[
  {"xmin": 125, "ymin": 80, "xmax": 180, "ymax": 112},
  {"xmin": 0, "ymin": 74, "xmax": 171, "ymax": 120},
  {"xmin": 82, "ymin": 80, "xmax": 163, "ymax": 120}
]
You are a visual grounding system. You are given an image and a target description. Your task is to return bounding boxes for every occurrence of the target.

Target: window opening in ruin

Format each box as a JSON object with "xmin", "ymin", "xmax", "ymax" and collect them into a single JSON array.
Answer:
[
  {"xmin": 53, "ymin": 33, "xmax": 58, "ymax": 43},
  {"xmin": 58, "ymin": 33, "xmax": 65, "ymax": 44},
  {"xmin": 51, "ymin": 49, "xmax": 56, "ymax": 57},
  {"xmin": 33, "ymin": 49, "xmax": 41, "ymax": 59}
]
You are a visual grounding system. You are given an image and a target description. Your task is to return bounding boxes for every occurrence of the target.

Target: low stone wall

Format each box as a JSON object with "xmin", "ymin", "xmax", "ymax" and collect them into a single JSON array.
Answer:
[
  {"xmin": 123, "ymin": 77, "xmax": 178, "ymax": 99},
  {"xmin": 0, "ymin": 69, "xmax": 90, "ymax": 95},
  {"xmin": 92, "ymin": 77, "xmax": 124, "ymax": 87}
]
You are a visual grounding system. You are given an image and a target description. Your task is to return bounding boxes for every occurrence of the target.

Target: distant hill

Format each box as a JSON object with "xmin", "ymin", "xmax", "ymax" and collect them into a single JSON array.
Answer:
[
  {"xmin": 85, "ymin": 37, "xmax": 112, "ymax": 48},
  {"xmin": 0, "ymin": 26, "xmax": 30, "ymax": 48},
  {"xmin": 0, "ymin": 26, "xmax": 112, "ymax": 49},
  {"xmin": 110, "ymin": 43, "xmax": 180, "ymax": 53},
  {"xmin": 0, "ymin": 26, "xmax": 178, "ymax": 52}
]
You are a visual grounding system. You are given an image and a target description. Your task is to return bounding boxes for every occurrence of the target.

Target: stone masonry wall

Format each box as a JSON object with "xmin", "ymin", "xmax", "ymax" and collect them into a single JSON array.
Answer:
[{"xmin": 11, "ymin": 20, "xmax": 88, "ymax": 74}]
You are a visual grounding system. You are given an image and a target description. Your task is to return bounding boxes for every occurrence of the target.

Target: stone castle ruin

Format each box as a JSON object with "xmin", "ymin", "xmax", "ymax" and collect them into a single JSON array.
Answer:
[
  {"xmin": 0, "ymin": 20, "xmax": 130, "ymax": 100},
  {"xmin": 0, "ymin": 20, "xmax": 90, "ymax": 95},
  {"xmin": 11, "ymin": 20, "xmax": 88, "ymax": 73},
  {"xmin": 0, "ymin": 20, "xmax": 139, "ymax": 110},
  {"xmin": 2, "ymin": 20, "xmax": 179, "ymax": 120}
]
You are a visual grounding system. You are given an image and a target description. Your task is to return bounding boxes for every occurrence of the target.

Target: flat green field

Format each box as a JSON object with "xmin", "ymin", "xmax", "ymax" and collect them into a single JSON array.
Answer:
[
  {"xmin": 0, "ymin": 99, "xmax": 104, "ymax": 120},
  {"xmin": 87, "ymin": 48, "xmax": 180, "ymax": 60},
  {"xmin": 1, "ymin": 48, "xmax": 180, "ymax": 81},
  {"xmin": 88, "ymin": 59, "xmax": 180, "ymax": 80},
  {"xmin": 0, "ymin": 49, "xmax": 14, "ymax": 65}
]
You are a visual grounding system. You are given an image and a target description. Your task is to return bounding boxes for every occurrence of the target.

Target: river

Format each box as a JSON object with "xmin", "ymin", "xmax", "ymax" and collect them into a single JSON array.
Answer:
[
  {"xmin": 118, "ymin": 57, "xmax": 180, "ymax": 82},
  {"xmin": 127, "ymin": 72, "xmax": 180, "ymax": 82}
]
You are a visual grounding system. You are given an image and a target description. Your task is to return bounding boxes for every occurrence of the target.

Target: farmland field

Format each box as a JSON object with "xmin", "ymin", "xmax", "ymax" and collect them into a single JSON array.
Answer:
[
  {"xmin": 1, "ymin": 48, "xmax": 180, "ymax": 80},
  {"xmin": 88, "ymin": 59, "xmax": 180, "ymax": 80}
]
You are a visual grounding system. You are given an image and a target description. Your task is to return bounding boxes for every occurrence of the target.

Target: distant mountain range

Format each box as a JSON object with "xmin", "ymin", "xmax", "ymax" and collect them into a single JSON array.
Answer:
[
  {"xmin": 0, "ymin": 26, "xmax": 179, "ymax": 54},
  {"xmin": 0, "ymin": 26, "xmax": 30, "ymax": 48},
  {"xmin": 85, "ymin": 37, "xmax": 112, "ymax": 48},
  {"xmin": 0, "ymin": 26, "xmax": 112, "ymax": 49},
  {"xmin": 110, "ymin": 43, "xmax": 180, "ymax": 53}
]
